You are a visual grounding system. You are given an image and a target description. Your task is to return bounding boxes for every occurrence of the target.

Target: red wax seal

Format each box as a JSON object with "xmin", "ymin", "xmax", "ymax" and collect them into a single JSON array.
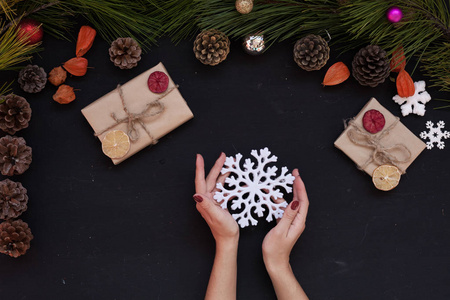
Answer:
[
  {"xmin": 363, "ymin": 109, "xmax": 385, "ymax": 134},
  {"xmin": 147, "ymin": 71, "xmax": 169, "ymax": 93}
]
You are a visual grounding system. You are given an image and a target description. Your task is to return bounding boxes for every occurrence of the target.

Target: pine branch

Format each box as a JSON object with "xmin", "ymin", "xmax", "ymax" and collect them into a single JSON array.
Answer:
[
  {"xmin": 0, "ymin": 1, "xmax": 60, "ymax": 35},
  {"xmin": 339, "ymin": 0, "xmax": 450, "ymax": 91},
  {"xmin": 194, "ymin": 0, "xmax": 340, "ymax": 47},
  {"xmin": 0, "ymin": 25, "xmax": 40, "ymax": 71},
  {"xmin": 0, "ymin": 81, "xmax": 14, "ymax": 98},
  {"xmin": 158, "ymin": 0, "xmax": 199, "ymax": 43},
  {"xmin": 0, "ymin": 0, "xmax": 23, "ymax": 23}
]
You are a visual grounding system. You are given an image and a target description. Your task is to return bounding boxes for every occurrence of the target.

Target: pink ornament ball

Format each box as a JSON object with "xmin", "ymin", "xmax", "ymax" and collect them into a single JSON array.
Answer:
[{"xmin": 387, "ymin": 6, "xmax": 403, "ymax": 23}]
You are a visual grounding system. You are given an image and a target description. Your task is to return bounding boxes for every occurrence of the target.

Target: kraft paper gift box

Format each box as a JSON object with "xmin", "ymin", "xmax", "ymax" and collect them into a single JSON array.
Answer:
[
  {"xmin": 81, "ymin": 62, "xmax": 194, "ymax": 164},
  {"xmin": 334, "ymin": 98, "xmax": 426, "ymax": 175}
]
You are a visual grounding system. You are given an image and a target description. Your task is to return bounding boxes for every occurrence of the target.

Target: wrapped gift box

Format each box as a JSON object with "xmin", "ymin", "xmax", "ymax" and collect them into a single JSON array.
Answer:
[
  {"xmin": 81, "ymin": 62, "xmax": 194, "ymax": 164},
  {"xmin": 334, "ymin": 98, "xmax": 426, "ymax": 175}
]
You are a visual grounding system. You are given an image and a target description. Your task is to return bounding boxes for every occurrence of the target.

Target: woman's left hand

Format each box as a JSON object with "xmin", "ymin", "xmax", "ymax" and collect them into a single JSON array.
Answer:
[{"xmin": 194, "ymin": 153, "xmax": 239, "ymax": 246}]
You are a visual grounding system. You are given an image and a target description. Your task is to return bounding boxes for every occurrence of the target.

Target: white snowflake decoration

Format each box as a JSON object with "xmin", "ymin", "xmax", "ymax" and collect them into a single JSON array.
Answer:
[
  {"xmin": 393, "ymin": 81, "xmax": 431, "ymax": 116},
  {"xmin": 213, "ymin": 148, "xmax": 295, "ymax": 228},
  {"xmin": 420, "ymin": 121, "xmax": 450, "ymax": 150}
]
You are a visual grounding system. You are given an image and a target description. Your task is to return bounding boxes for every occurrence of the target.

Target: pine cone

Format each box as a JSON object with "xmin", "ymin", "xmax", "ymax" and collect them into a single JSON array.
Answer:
[
  {"xmin": 0, "ymin": 179, "xmax": 28, "ymax": 220},
  {"xmin": 352, "ymin": 45, "xmax": 390, "ymax": 87},
  {"xmin": 18, "ymin": 65, "xmax": 47, "ymax": 93},
  {"xmin": 0, "ymin": 219, "xmax": 33, "ymax": 258},
  {"xmin": 0, "ymin": 94, "xmax": 32, "ymax": 134},
  {"xmin": 193, "ymin": 29, "xmax": 230, "ymax": 66},
  {"xmin": 0, "ymin": 136, "xmax": 32, "ymax": 176},
  {"xmin": 293, "ymin": 34, "xmax": 330, "ymax": 71},
  {"xmin": 109, "ymin": 37, "xmax": 142, "ymax": 69}
]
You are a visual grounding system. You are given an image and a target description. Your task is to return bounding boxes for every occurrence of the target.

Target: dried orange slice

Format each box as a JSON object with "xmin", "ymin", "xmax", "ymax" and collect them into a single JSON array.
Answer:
[
  {"xmin": 101, "ymin": 130, "xmax": 130, "ymax": 159},
  {"xmin": 372, "ymin": 165, "xmax": 401, "ymax": 191}
]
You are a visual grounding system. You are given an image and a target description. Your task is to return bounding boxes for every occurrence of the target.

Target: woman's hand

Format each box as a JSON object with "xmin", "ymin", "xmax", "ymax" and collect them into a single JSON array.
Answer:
[
  {"xmin": 262, "ymin": 168, "xmax": 309, "ymax": 271},
  {"xmin": 194, "ymin": 153, "xmax": 239, "ymax": 247},
  {"xmin": 195, "ymin": 153, "xmax": 239, "ymax": 300},
  {"xmin": 261, "ymin": 169, "xmax": 309, "ymax": 300}
]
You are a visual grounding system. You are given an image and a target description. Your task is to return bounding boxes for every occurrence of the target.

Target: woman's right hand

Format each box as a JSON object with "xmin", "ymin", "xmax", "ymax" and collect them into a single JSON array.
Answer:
[{"xmin": 262, "ymin": 168, "xmax": 309, "ymax": 272}]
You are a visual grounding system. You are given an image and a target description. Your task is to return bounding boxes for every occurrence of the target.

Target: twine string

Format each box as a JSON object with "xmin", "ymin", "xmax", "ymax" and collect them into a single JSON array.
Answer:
[
  {"xmin": 346, "ymin": 118, "xmax": 412, "ymax": 174},
  {"xmin": 95, "ymin": 84, "xmax": 177, "ymax": 143}
]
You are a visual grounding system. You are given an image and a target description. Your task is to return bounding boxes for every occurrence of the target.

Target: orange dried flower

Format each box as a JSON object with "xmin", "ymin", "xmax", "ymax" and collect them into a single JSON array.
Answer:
[
  {"xmin": 390, "ymin": 46, "xmax": 406, "ymax": 72},
  {"xmin": 53, "ymin": 85, "xmax": 76, "ymax": 104},
  {"xmin": 48, "ymin": 66, "xmax": 67, "ymax": 86},
  {"xmin": 396, "ymin": 69, "xmax": 415, "ymax": 98},
  {"xmin": 63, "ymin": 57, "xmax": 88, "ymax": 76},
  {"xmin": 76, "ymin": 25, "xmax": 96, "ymax": 57},
  {"xmin": 322, "ymin": 62, "xmax": 350, "ymax": 86}
]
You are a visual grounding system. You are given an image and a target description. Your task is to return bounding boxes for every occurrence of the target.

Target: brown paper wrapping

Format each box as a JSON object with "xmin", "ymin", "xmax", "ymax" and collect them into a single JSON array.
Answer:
[
  {"xmin": 334, "ymin": 98, "xmax": 425, "ymax": 175},
  {"xmin": 81, "ymin": 62, "xmax": 194, "ymax": 164}
]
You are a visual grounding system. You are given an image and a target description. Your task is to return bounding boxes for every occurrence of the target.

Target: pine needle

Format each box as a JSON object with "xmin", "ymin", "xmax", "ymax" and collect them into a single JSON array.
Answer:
[
  {"xmin": 0, "ymin": 24, "xmax": 40, "ymax": 71},
  {"xmin": 0, "ymin": 81, "xmax": 13, "ymax": 99}
]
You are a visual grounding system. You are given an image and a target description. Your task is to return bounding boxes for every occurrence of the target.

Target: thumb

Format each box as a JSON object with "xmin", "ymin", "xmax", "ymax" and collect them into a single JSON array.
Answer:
[
  {"xmin": 277, "ymin": 200, "xmax": 300, "ymax": 232},
  {"xmin": 193, "ymin": 193, "xmax": 214, "ymax": 212}
]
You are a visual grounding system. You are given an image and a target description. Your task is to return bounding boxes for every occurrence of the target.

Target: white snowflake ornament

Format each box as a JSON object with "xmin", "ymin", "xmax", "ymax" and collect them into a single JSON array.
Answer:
[
  {"xmin": 420, "ymin": 121, "xmax": 450, "ymax": 150},
  {"xmin": 393, "ymin": 81, "xmax": 431, "ymax": 116},
  {"xmin": 213, "ymin": 148, "xmax": 295, "ymax": 228}
]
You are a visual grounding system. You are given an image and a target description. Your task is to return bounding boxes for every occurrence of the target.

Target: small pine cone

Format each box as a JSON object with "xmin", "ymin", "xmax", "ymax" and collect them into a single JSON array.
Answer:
[
  {"xmin": 18, "ymin": 65, "xmax": 47, "ymax": 93},
  {"xmin": 0, "ymin": 136, "xmax": 32, "ymax": 176},
  {"xmin": 352, "ymin": 45, "xmax": 390, "ymax": 87},
  {"xmin": 0, "ymin": 94, "xmax": 32, "ymax": 134},
  {"xmin": 193, "ymin": 29, "xmax": 230, "ymax": 66},
  {"xmin": 293, "ymin": 34, "xmax": 330, "ymax": 71},
  {"xmin": 0, "ymin": 179, "xmax": 28, "ymax": 220},
  {"xmin": 0, "ymin": 219, "xmax": 33, "ymax": 258},
  {"xmin": 109, "ymin": 37, "xmax": 142, "ymax": 69}
]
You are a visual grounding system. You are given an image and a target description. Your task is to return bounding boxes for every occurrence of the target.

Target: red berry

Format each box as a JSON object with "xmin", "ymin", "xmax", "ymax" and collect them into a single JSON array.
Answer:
[
  {"xmin": 147, "ymin": 71, "xmax": 169, "ymax": 93},
  {"xmin": 363, "ymin": 109, "xmax": 385, "ymax": 134}
]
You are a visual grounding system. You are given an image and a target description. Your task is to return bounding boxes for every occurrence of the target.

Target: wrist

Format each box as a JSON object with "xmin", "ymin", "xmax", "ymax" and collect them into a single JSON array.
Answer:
[
  {"xmin": 263, "ymin": 256, "xmax": 291, "ymax": 276},
  {"xmin": 216, "ymin": 235, "xmax": 239, "ymax": 253}
]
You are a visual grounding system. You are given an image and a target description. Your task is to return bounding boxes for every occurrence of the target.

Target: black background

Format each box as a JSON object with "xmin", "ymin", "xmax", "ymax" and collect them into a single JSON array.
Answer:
[{"xmin": 0, "ymin": 25, "xmax": 449, "ymax": 300}]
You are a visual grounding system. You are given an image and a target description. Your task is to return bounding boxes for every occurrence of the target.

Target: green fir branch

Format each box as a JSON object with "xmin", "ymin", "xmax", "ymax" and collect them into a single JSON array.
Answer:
[
  {"xmin": 158, "ymin": 0, "xmax": 199, "ymax": 43},
  {"xmin": 0, "ymin": 24, "xmax": 40, "ymax": 71},
  {"xmin": 195, "ymin": 0, "xmax": 340, "ymax": 47},
  {"xmin": 0, "ymin": 81, "xmax": 14, "ymax": 99},
  {"xmin": 68, "ymin": 0, "xmax": 162, "ymax": 50}
]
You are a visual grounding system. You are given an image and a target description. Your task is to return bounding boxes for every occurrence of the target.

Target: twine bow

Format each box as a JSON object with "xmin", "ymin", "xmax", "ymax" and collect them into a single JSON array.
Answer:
[
  {"xmin": 346, "ymin": 118, "xmax": 411, "ymax": 174},
  {"xmin": 95, "ymin": 84, "xmax": 176, "ymax": 143}
]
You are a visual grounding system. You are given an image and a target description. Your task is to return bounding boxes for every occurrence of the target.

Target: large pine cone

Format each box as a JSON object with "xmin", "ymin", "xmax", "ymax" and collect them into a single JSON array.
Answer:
[
  {"xmin": 109, "ymin": 37, "xmax": 142, "ymax": 69},
  {"xmin": 193, "ymin": 29, "xmax": 230, "ymax": 66},
  {"xmin": 352, "ymin": 45, "xmax": 390, "ymax": 87},
  {"xmin": 0, "ymin": 136, "xmax": 32, "ymax": 176},
  {"xmin": 18, "ymin": 65, "xmax": 47, "ymax": 93},
  {"xmin": 293, "ymin": 34, "xmax": 330, "ymax": 71},
  {"xmin": 0, "ymin": 219, "xmax": 33, "ymax": 258},
  {"xmin": 0, "ymin": 179, "xmax": 28, "ymax": 220},
  {"xmin": 0, "ymin": 94, "xmax": 32, "ymax": 134}
]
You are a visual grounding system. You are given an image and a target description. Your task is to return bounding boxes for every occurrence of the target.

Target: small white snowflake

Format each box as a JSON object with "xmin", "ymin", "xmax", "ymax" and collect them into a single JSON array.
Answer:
[
  {"xmin": 393, "ymin": 81, "xmax": 431, "ymax": 116},
  {"xmin": 420, "ymin": 121, "xmax": 450, "ymax": 150},
  {"xmin": 213, "ymin": 147, "xmax": 295, "ymax": 228}
]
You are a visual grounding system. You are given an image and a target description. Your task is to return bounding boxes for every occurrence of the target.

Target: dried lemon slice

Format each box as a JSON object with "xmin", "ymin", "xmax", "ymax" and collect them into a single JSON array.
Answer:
[
  {"xmin": 101, "ymin": 130, "xmax": 130, "ymax": 159},
  {"xmin": 372, "ymin": 165, "xmax": 401, "ymax": 191}
]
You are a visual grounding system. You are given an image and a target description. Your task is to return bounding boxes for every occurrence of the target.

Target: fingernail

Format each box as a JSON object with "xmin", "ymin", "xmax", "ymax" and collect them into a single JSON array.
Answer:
[
  {"xmin": 291, "ymin": 200, "xmax": 299, "ymax": 210},
  {"xmin": 193, "ymin": 195, "xmax": 203, "ymax": 203}
]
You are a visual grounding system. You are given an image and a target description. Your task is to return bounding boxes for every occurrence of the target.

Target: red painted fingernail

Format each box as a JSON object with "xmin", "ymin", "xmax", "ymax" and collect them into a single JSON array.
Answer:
[
  {"xmin": 291, "ymin": 200, "xmax": 299, "ymax": 210},
  {"xmin": 193, "ymin": 195, "xmax": 203, "ymax": 203}
]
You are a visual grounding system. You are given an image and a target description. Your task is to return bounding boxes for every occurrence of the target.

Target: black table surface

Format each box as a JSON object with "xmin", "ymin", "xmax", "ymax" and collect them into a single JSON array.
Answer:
[{"xmin": 1, "ymin": 29, "xmax": 449, "ymax": 300}]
